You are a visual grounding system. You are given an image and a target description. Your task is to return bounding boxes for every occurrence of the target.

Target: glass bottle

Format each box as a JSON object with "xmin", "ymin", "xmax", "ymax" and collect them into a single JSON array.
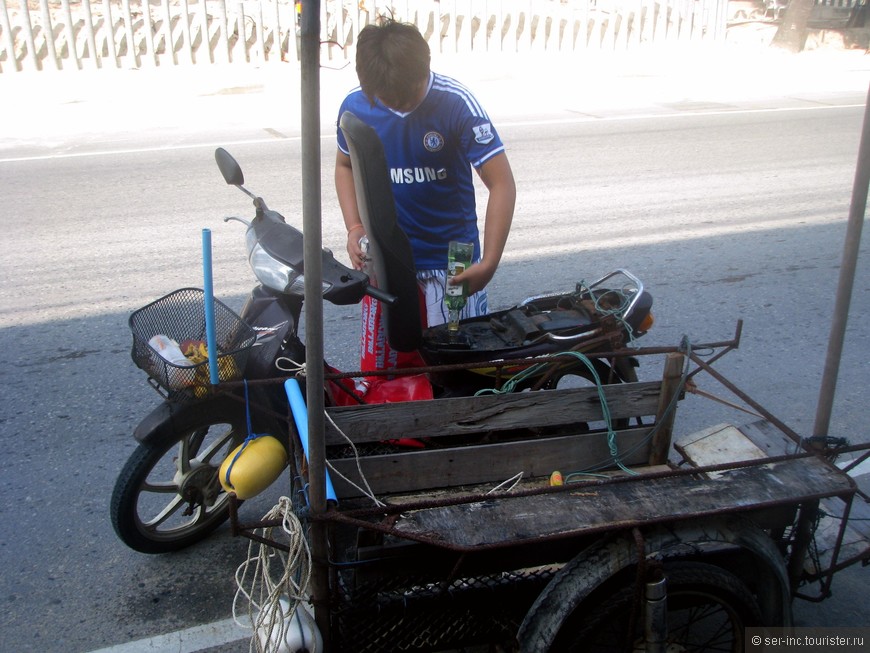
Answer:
[
  {"xmin": 359, "ymin": 235, "xmax": 373, "ymax": 280},
  {"xmin": 446, "ymin": 240, "xmax": 473, "ymax": 334}
]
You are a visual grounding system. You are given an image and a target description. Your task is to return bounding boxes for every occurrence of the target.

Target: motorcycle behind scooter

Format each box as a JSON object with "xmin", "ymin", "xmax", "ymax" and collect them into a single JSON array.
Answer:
[{"xmin": 110, "ymin": 113, "xmax": 654, "ymax": 554}]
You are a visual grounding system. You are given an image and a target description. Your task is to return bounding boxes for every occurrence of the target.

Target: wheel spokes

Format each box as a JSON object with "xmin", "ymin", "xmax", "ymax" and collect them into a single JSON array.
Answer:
[
  {"xmin": 141, "ymin": 479, "xmax": 180, "ymax": 494},
  {"xmin": 136, "ymin": 423, "xmax": 239, "ymax": 535},
  {"xmin": 670, "ymin": 601, "xmax": 738, "ymax": 652},
  {"xmin": 195, "ymin": 426, "xmax": 240, "ymax": 465},
  {"xmin": 141, "ymin": 494, "xmax": 188, "ymax": 529},
  {"xmin": 176, "ymin": 427, "xmax": 208, "ymax": 474}
]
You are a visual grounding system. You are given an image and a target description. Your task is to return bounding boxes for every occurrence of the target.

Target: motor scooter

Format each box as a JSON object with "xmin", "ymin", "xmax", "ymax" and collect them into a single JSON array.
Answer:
[{"xmin": 110, "ymin": 115, "xmax": 654, "ymax": 554}]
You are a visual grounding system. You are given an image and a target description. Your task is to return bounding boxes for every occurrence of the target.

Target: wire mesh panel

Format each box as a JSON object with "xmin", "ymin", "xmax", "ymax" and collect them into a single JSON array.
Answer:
[{"xmin": 330, "ymin": 547, "xmax": 554, "ymax": 651}]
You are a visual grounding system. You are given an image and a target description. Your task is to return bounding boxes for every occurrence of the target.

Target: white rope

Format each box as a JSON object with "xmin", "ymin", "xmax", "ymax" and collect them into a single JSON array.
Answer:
[
  {"xmin": 233, "ymin": 497, "xmax": 314, "ymax": 653},
  {"xmin": 275, "ymin": 357, "xmax": 306, "ymax": 375},
  {"xmin": 323, "ymin": 410, "xmax": 386, "ymax": 507},
  {"xmin": 486, "ymin": 472, "xmax": 524, "ymax": 494}
]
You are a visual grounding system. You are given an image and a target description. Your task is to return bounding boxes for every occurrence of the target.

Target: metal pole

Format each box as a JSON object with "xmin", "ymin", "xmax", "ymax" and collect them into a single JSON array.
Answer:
[
  {"xmin": 813, "ymin": 82, "xmax": 870, "ymax": 437},
  {"xmin": 300, "ymin": 0, "xmax": 331, "ymax": 647}
]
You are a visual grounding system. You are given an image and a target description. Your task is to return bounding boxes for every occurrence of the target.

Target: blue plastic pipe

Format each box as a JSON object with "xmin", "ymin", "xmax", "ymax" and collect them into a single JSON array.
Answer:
[
  {"xmin": 202, "ymin": 228, "xmax": 220, "ymax": 385},
  {"xmin": 285, "ymin": 378, "xmax": 338, "ymax": 503}
]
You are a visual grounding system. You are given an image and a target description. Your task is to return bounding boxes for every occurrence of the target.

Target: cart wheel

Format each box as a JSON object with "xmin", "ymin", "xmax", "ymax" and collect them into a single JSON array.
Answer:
[
  {"xmin": 549, "ymin": 561, "xmax": 762, "ymax": 652},
  {"xmin": 110, "ymin": 399, "xmax": 253, "ymax": 554},
  {"xmin": 519, "ymin": 517, "xmax": 791, "ymax": 652}
]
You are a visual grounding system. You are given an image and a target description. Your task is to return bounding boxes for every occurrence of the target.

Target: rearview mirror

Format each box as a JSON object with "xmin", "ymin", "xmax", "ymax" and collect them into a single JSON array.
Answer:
[{"xmin": 215, "ymin": 147, "xmax": 244, "ymax": 186}]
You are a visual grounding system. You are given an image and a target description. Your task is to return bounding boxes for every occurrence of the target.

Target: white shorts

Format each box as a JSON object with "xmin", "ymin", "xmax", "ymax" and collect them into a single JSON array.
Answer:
[{"xmin": 417, "ymin": 268, "xmax": 488, "ymax": 327}]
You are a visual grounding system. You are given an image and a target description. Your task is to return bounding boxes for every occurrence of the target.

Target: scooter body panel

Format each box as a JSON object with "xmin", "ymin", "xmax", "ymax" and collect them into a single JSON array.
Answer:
[{"xmin": 239, "ymin": 285, "xmax": 305, "ymax": 380}]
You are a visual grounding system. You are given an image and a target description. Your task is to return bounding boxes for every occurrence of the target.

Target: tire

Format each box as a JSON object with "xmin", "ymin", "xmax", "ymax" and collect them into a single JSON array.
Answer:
[
  {"xmin": 539, "ymin": 356, "xmax": 631, "ymax": 390},
  {"xmin": 519, "ymin": 517, "xmax": 791, "ymax": 652},
  {"xmin": 539, "ymin": 357, "xmax": 639, "ymax": 430},
  {"xmin": 110, "ymin": 400, "xmax": 250, "ymax": 554},
  {"xmin": 551, "ymin": 561, "xmax": 762, "ymax": 652}
]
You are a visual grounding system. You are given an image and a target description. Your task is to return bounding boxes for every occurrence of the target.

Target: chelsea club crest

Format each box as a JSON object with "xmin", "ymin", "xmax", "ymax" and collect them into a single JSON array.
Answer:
[{"xmin": 423, "ymin": 131, "xmax": 445, "ymax": 152}]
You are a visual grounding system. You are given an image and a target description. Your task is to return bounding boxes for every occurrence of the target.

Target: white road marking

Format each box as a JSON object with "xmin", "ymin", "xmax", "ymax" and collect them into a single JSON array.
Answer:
[
  {"xmin": 0, "ymin": 103, "xmax": 862, "ymax": 164},
  {"xmin": 85, "ymin": 617, "xmax": 249, "ymax": 653}
]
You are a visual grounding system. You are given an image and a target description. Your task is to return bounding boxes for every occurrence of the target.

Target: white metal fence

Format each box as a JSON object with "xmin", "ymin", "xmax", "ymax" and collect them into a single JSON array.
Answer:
[{"xmin": 1, "ymin": 0, "xmax": 729, "ymax": 73}]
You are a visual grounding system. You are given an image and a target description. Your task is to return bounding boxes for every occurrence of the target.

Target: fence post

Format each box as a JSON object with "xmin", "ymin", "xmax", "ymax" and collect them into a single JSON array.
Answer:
[
  {"xmin": 441, "ymin": 0, "xmax": 455, "ymax": 54},
  {"xmin": 196, "ymin": 0, "xmax": 210, "ymax": 63},
  {"xmin": 460, "ymin": 0, "xmax": 473, "ymax": 54},
  {"xmin": 18, "ymin": 0, "xmax": 40, "ymax": 70},
  {"xmin": 160, "ymin": 0, "xmax": 177, "ymax": 64},
  {"xmin": 118, "ymin": 0, "xmax": 138, "ymax": 68},
  {"xmin": 669, "ymin": 0, "xmax": 681, "ymax": 42},
  {"xmin": 38, "ymin": 0, "xmax": 61, "ymax": 69},
  {"xmin": 319, "ymin": 0, "xmax": 329, "ymax": 60},
  {"xmin": 556, "ymin": 0, "xmax": 570, "ymax": 54},
  {"xmin": 80, "ymin": 0, "xmax": 101, "ymax": 67},
  {"xmin": 138, "ymin": 0, "xmax": 157, "ymax": 66},
  {"xmin": 178, "ymin": 0, "xmax": 194, "ymax": 64},
  {"xmin": 0, "ymin": 0, "xmax": 15, "ymax": 71},
  {"xmin": 235, "ymin": 1, "xmax": 246, "ymax": 62},
  {"xmin": 429, "ymin": 0, "xmax": 441, "ymax": 54},
  {"xmin": 104, "ymin": 0, "xmax": 120, "ymax": 67},
  {"xmin": 270, "ymin": 0, "xmax": 281, "ymax": 62},
  {"xmin": 640, "ymin": 0, "xmax": 652, "ymax": 45},
  {"xmin": 255, "ymin": 0, "xmax": 265, "ymax": 62},
  {"xmin": 215, "ymin": 0, "xmax": 230, "ymax": 63},
  {"xmin": 490, "ymin": 0, "xmax": 501, "ymax": 53}
]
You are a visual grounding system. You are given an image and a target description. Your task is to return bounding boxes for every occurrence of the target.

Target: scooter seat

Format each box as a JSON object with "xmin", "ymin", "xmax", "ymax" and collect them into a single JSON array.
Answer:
[{"xmin": 420, "ymin": 300, "xmax": 597, "ymax": 365}]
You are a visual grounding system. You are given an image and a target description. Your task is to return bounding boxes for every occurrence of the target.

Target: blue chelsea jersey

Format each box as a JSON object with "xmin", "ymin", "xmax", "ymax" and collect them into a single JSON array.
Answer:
[{"xmin": 336, "ymin": 72, "xmax": 505, "ymax": 270}]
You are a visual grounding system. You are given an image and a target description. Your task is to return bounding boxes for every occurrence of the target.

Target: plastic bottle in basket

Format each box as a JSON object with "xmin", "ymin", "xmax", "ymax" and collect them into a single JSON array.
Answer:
[
  {"xmin": 149, "ymin": 334, "xmax": 195, "ymax": 390},
  {"xmin": 148, "ymin": 335, "xmax": 194, "ymax": 367}
]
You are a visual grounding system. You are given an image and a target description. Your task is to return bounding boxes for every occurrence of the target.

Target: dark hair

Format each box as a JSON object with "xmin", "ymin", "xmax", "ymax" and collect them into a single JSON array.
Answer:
[{"xmin": 355, "ymin": 19, "xmax": 431, "ymax": 107}]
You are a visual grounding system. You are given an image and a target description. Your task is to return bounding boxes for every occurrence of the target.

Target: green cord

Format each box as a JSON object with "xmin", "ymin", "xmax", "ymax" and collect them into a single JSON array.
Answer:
[
  {"xmin": 476, "ymin": 350, "xmax": 636, "ymax": 475},
  {"xmin": 474, "ymin": 338, "xmax": 694, "ymax": 482}
]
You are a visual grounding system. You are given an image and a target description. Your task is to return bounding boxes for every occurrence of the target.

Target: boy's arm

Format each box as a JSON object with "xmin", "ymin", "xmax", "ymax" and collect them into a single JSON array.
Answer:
[
  {"xmin": 335, "ymin": 150, "xmax": 368, "ymax": 269},
  {"xmin": 455, "ymin": 152, "xmax": 516, "ymax": 295}
]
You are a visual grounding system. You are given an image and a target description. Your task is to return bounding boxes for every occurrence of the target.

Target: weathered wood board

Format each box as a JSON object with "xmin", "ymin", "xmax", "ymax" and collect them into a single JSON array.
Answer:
[
  {"xmin": 329, "ymin": 427, "xmax": 654, "ymax": 497},
  {"xmin": 325, "ymin": 381, "xmax": 663, "ymax": 445},
  {"xmin": 675, "ymin": 422, "xmax": 768, "ymax": 477},
  {"xmin": 389, "ymin": 456, "xmax": 854, "ymax": 550},
  {"xmin": 326, "ymin": 380, "xmax": 671, "ymax": 498}
]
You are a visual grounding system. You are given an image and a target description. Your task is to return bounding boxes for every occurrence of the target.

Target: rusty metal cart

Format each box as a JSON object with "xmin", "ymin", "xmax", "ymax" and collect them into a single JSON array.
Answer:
[{"xmin": 228, "ymin": 324, "xmax": 870, "ymax": 652}]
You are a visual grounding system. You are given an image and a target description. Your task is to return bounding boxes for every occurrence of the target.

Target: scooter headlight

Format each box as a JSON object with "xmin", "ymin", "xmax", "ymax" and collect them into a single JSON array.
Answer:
[
  {"xmin": 246, "ymin": 228, "xmax": 330, "ymax": 295},
  {"xmin": 249, "ymin": 241, "xmax": 305, "ymax": 294}
]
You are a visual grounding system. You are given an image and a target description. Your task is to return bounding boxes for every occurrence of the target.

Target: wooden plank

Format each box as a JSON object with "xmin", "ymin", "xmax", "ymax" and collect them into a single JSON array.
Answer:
[
  {"xmin": 737, "ymin": 418, "xmax": 797, "ymax": 457},
  {"xmin": 329, "ymin": 427, "xmax": 654, "ymax": 498},
  {"xmin": 648, "ymin": 352, "xmax": 684, "ymax": 465},
  {"xmin": 390, "ymin": 456, "xmax": 856, "ymax": 550},
  {"xmin": 675, "ymin": 423, "xmax": 768, "ymax": 478},
  {"xmin": 325, "ymin": 381, "xmax": 663, "ymax": 445}
]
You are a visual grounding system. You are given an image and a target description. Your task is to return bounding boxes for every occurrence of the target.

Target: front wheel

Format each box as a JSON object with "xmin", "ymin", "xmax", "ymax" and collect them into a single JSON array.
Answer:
[
  {"xmin": 110, "ymin": 401, "xmax": 251, "ymax": 554},
  {"xmin": 552, "ymin": 561, "xmax": 762, "ymax": 652}
]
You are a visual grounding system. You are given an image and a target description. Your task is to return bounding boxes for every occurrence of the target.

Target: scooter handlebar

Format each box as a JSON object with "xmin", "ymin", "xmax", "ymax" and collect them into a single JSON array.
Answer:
[{"xmin": 364, "ymin": 284, "xmax": 398, "ymax": 306}]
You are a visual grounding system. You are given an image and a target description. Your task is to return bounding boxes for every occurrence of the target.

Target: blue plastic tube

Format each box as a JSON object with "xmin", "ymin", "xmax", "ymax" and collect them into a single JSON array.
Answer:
[
  {"xmin": 284, "ymin": 378, "xmax": 338, "ymax": 504},
  {"xmin": 202, "ymin": 228, "xmax": 220, "ymax": 385}
]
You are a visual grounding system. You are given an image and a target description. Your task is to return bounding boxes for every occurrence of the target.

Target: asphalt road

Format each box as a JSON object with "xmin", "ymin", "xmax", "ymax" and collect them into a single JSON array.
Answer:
[{"xmin": 1, "ymin": 57, "xmax": 869, "ymax": 652}]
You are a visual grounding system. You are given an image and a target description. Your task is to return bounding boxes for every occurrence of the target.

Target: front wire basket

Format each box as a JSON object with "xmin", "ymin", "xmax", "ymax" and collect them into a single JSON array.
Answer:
[{"xmin": 129, "ymin": 288, "xmax": 256, "ymax": 399}]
